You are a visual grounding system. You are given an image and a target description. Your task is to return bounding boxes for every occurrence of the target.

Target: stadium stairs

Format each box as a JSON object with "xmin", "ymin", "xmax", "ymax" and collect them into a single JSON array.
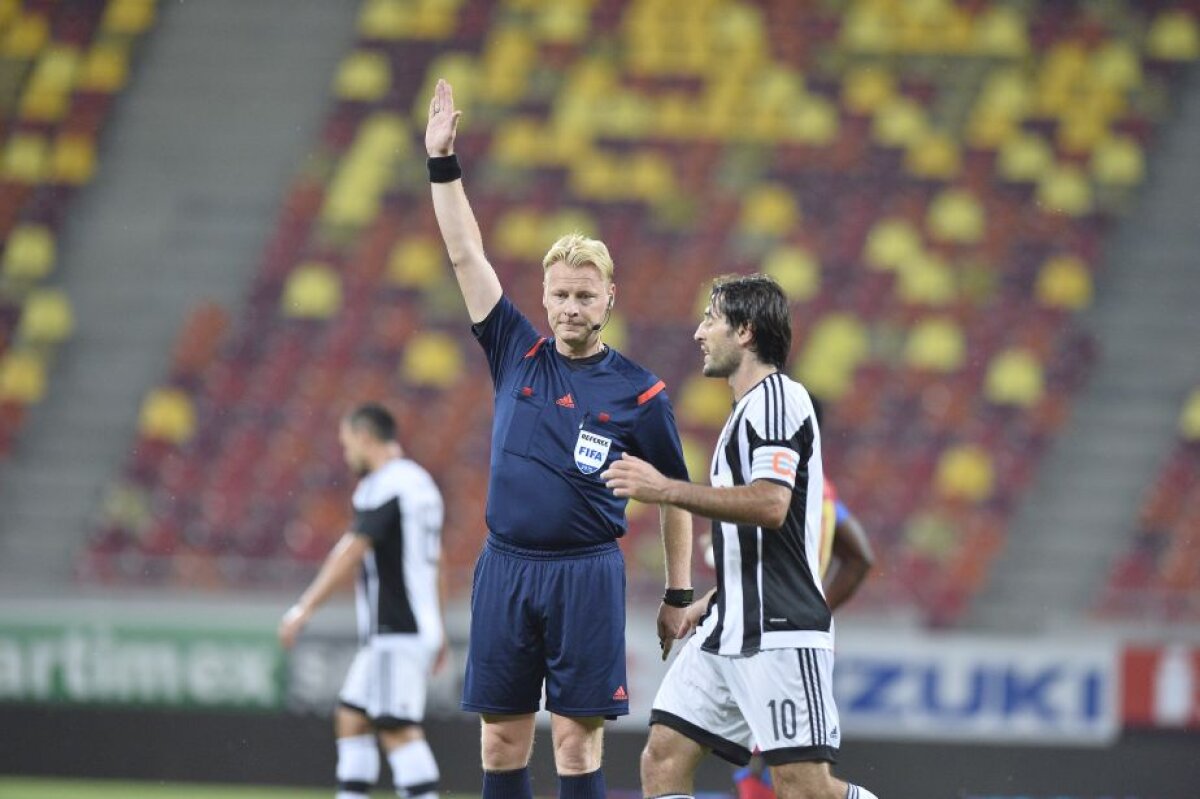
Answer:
[
  {"xmin": 969, "ymin": 66, "xmax": 1200, "ymax": 632},
  {"xmin": 0, "ymin": 0, "xmax": 358, "ymax": 588}
]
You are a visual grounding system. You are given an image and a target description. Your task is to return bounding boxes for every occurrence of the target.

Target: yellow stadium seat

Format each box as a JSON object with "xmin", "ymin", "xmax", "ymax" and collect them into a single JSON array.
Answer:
[
  {"xmin": 103, "ymin": 0, "xmax": 156, "ymax": 35},
  {"xmin": 79, "ymin": 43, "xmax": 130, "ymax": 92},
  {"xmin": 321, "ymin": 114, "xmax": 408, "ymax": 227},
  {"xmin": 935, "ymin": 443, "xmax": 994, "ymax": 502},
  {"xmin": 1057, "ymin": 111, "xmax": 1109, "ymax": 155},
  {"xmin": 335, "ymin": 51, "xmax": 391, "ymax": 102},
  {"xmin": 2, "ymin": 224, "xmax": 55, "ymax": 282},
  {"xmin": 972, "ymin": 5, "xmax": 1028, "ymax": 57},
  {"xmin": 997, "ymin": 132, "xmax": 1053, "ymax": 182},
  {"xmin": 537, "ymin": 3, "xmax": 591, "ymax": 44},
  {"xmin": 1035, "ymin": 254, "xmax": 1092, "ymax": 311},
  {"xmin": 495, "ymin": 209, "xmax": 546, "ymax": 260},
  {"xmin": 738, "ymin": 183, "xmax": 800, "ymax": 238},
  {"xmin": 1091, "ymin": 40, "xmax": 1142, "ymax": 92},
  {"xmin": 18, "ymin": 288, "xmax": 74, "ymax": 344},
  {"xmin": 972, "ymin": 68, "xmax": 1031, "ymax": 126},
  {"xmin": 787, "ymin": 95, "xmax": 839, "ymax": 146},
  {"xmin": 543, "ymin": 209, "xmax": 597, "ymax": 242},
  {"xmin": 842, "ymin": 65, "xmax": 894, "ymax": 115},
  {"xmin": 792, "ymin": 313, "xmax": 870, "ymax": 400},
  {"xmin": 1036, "ymin": 165, "xmax": 1092, "ymax": 216},
  {"xmin": 0, "ymin": 0, "xmax": 17, "ymax": 27},
  {"xmin": 841, "ymin": 5, "xmax": 892, "ymax": 53},
  {"xmin": 762, "ymin": 246, "xmax": 820, "ymax": 302},
  {"xmin": 2, "ymin": 134, "xmax": 48, "ymax": 183},
  {"xmin": 896, "ymin": 251, "xmax": 956, "ymax": 306},
  {"xmin": 595, "ymin": 91, "xmax": 653, "ymax": 140},
  {"xmin": 0, "ymin": 350, "xmax": 46, "ymax": 404},
  {"xmin": 1179, "ymin": 388, "xmax": 1200, "ymax": 442},
  {"xmin": 1091, "ymin": 134, "xmax": 1145, "ymax": 188},
  {"xmin": 29, "ymin": 45, "xmax": 81, "ymax": 92},
  {"xmin": 984, "ymin": 349, "xmax": 1044, "ymax": 407},
  {"xmin": 491, "ymin": 118, "xmax": 545, "ymax": 168},
  {"xmin": 980, "ymin": 69, "xmax": 1032, "ymax": 114},
  {"xmin": 138, "ymin": 387, "xmax": 196, "ymax": 445},
  {"xmin": 18, "ymin": 87, "xmax": 68, "ymax": 122},
  {"xmin": 1148, "ymin": 10, "xmax": 1199, "ymax": 61},
  {"xmin": 600, "ymin": 311, "xmax": 627, "ymax": 353},
  {"xmin": 567, "ymin": 150, "xmax": 619, "ymax": 199},
  {"xmin": 679, "ymin": 435, "xmax": 710, "ymax": 488},
  {"xmin": 52, "ymin": 134, "xmax": 97, "ymax": 185},
  {"xmin": 864, "ymin": 218, "xmax": 923, "ymax": 271},
  {"xmin": 678, "ymin": 374, "xmax": 731, "ymax": 429},
  {"xmin": 965, "ymin": 109, "xmax": 1018, "ymax": 150},
  {"xmin": 359, "ymin": 0, "xmax": 414, "ymax": 39},
  {"xmin": 481, "ymin": 28, "xmax": 535, "ymax": 105},
  {"xmin": 281, "ymin": 263, "xmax": 342, "ymax": 319},
  {"xmin": 927, "ymin": 188, "xmax": 983, "ymax": 244},
  {"xmin": 904, "ymin": 511, "xmax": 957, "ymax": 560},
  {"xmin": 628, "ymin": 150, "xmax": 676, "ymax": 202},
  {"xmin": 872, "ymin": 96, "xmax": 928, "ymax": 148},
  {"xmin": 653, "ymin": 93, "xmax": 701, "ymax": 139},
  {"xmin": 387, "ymin": 238, "xmax": 444, "ymax": 289},
  {"xmin": 904, "ymin": 317, "xmax": 965, "ymax": 372},
  {"xmin": 401, "ymin": 331, "xmax": 464, "ymax": 388},
  {"xmin": 905, "ymin": 131, "xmax": 961, "ymax": 179},
  {"xmin": 1, "ymin": 13, "xmax": 49, "ymax": 59}
]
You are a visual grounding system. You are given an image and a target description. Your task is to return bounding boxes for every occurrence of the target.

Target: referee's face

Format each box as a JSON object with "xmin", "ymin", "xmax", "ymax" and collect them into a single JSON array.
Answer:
[
  {"xmin": 695, "ymin": 303, "xmax": 740, "ymax": 378},
  {"xmin": 542, "ymin": 261, "xmax": 612, "ymax": 350}
]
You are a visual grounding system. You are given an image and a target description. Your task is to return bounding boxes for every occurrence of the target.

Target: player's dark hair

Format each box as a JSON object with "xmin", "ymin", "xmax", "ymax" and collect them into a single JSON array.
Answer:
[
  {"xmin": 710, "ymin": 274, "xmax": 792, "ymax": 370},
  {"xmin": 345, "ymin": 403, "xmax": 397, "ymax": 442}
]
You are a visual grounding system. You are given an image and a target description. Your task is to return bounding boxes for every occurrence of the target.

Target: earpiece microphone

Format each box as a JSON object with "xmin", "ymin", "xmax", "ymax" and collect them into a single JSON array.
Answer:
[{"xmin": 592, "ymin": 295, "xmax": 615, "ymax": 332}]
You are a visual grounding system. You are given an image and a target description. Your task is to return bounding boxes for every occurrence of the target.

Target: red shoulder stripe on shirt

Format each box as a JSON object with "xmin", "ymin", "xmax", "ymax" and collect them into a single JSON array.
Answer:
[
  {"xmin": 637, "ymin": 380, "xmax": 666, "ymax": 405},
  {"xmin": 524, "ymin": 337, "xmax": 547, "ymax": 358}
]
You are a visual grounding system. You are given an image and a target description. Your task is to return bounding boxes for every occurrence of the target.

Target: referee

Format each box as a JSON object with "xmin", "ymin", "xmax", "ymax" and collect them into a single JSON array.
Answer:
[{"xmin": 425, "ymin": 79, "xmax": 695, "ymax": 799}]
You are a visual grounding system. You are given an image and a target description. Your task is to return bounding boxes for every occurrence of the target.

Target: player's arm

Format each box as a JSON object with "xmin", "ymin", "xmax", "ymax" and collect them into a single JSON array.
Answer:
[
  {"xmin": 425, "ymin": 78, "xmax": 502, "ymax": 324},
  {"xmin": 823, "ymin": 508, "xmax": 874, "ymax": 612},
  {"xmin": 603, "ymin": 453, "xmax": 791, "ymax": 530},
  {"xmin": 278, "ymin": 532, "xmax": 371, "ymax": 649},
  {"xmin": 656, "ymin": 504, "xmax": 694, "ymax": 659}
]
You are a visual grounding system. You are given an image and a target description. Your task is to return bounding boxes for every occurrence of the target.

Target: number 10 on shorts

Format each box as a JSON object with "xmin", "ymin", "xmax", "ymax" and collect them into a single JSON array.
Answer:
[{"xmin": 768, "ymin": 698, "xmax": 799, "ymax": 740}]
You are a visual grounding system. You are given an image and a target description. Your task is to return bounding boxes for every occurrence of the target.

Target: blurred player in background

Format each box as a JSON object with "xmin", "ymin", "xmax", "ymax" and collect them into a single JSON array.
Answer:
[
  {"xmin": 811, "ymin": 396, "xmax": 875, "ymax": 615},
  {"xmin": 733, "ymin": 395, "xmax": 875, "ymax": 799},
  {"xmin": 425, "ymin": 79, "xmax": 694, "ymax": 799},
  {"xmin": 603, "ymin": 275, "xmax": 880, "ymax": 799},
  {"xmin": 279, "ymin": 403, "xmax": 446, "ymax": 799}
]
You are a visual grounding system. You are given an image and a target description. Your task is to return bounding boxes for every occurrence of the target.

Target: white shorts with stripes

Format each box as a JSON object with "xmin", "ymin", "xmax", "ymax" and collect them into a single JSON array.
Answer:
[
  {"xmin": 339, "ymin": 636, "xmax": 436, "ymax": 728},
  {"xmin": 650, "ymin": 637, "xmax": 840, "ymax": 766}
]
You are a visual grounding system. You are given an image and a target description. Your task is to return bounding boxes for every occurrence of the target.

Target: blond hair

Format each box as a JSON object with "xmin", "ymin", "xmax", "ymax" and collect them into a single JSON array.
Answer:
[{"xmin": 542, "ymin": 232, "xmax": 614, "ymax": 283}]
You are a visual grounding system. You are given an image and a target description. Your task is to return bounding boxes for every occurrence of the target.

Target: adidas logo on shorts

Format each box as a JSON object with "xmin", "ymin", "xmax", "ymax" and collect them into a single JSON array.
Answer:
[{"xmin": 612, "ymin": 685, "xmax": 627, "ymax": 701}]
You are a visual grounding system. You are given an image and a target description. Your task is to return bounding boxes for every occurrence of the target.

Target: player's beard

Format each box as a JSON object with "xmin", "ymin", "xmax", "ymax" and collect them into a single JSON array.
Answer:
[{"xmin": 702, "ymin": 348, "xmax": 738, "ymax": 378}]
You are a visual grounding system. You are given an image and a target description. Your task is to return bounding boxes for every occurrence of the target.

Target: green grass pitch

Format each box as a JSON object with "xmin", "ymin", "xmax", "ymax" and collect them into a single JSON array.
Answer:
[{"xmin": 0, "ymin": 777, "xmax": 478, "ymax": 798}]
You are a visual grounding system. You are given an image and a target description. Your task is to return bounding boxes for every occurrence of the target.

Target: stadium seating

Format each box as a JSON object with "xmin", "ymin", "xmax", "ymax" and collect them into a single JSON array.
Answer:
[
  {"xmin": 79, "ymin": 0, "xmax": 1199, "ymax": 623},
  {"xmin": 0, "ymin": 0, "xmax": 154, "ymax": 458},
  {"xmin": 1097, "ymin": 384, "xmax": 1200, "ymax": 622}
]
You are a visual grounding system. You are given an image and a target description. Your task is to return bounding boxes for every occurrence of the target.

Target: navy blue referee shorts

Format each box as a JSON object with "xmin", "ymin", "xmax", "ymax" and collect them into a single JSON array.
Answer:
[{"xmin": 461, "ymin": 535, "xmax": 630, "ymax": 719}]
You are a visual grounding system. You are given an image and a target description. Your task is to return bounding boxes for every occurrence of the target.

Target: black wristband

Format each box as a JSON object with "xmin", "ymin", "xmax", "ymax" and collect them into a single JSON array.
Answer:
[
  {"xmin": 428, "ymin": 154, "xmax": 462, "ymax": 183},
  {"xmin": 663, "ymin": 588, "xmax": 694, "ymax": 608}
]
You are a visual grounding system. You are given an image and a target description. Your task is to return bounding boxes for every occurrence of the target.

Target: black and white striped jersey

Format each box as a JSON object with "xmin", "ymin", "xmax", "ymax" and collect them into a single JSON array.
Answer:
[
  {"xmin": 696, "ymin": 372, "xmax": 831, "ymax": 656},
  {"xmin": 351, "ymin": 458, "xmax": 443, "ymax": 648}
]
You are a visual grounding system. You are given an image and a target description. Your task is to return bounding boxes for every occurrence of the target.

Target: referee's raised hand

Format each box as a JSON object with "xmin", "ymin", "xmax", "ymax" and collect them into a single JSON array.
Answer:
[{"xmin": 426, "ymin": 78, "xmax": 462, "ymax": 157}]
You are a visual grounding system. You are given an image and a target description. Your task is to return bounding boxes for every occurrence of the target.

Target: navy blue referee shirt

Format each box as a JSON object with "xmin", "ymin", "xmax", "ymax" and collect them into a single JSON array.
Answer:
[{"xmin": 472, "ymin": 296, "xmax": 689, "ymax": 549}]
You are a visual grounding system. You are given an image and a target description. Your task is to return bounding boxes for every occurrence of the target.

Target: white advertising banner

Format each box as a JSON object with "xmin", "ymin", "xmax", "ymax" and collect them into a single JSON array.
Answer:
[{"xmin": 833, "ymin": 631, "xmax": 1120, "ymax": 745}]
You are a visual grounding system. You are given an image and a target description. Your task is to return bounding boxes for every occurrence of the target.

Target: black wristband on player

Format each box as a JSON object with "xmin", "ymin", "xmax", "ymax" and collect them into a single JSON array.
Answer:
[
  {"xmin": 663, "ymin": 588, "xmax": 694, "ymax": 608},
  {"xmin": 428, "ymin": 154, "xmax": 462, "ymax": 183}
]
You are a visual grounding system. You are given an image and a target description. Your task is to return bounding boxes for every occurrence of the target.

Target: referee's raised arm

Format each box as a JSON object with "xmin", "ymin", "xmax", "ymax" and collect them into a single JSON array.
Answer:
[{"xmin": 426, "ymin": 78, "xmax": 502, "ymax": 324}]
